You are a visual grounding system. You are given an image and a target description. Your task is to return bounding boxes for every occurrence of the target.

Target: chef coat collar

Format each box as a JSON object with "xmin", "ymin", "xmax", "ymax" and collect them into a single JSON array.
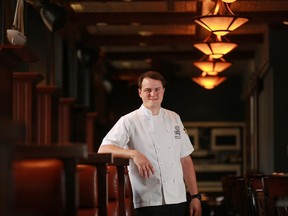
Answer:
[{"xmin": 139, "ymin": 104, "xmax": 164, "ymax": 118}]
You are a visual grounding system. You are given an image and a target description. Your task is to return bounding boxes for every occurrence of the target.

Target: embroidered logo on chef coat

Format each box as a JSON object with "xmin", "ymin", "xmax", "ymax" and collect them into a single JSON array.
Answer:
[{"xmin": 174, "ymin": 126, "xmax": 181, "ymax": 139}]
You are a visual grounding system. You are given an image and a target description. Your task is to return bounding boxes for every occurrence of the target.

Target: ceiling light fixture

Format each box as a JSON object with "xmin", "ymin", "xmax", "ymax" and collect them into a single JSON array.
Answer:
[
  {"xmin": 192, "ymin": 74, "xmax": 226, "ymax": 90},
  {"xmin": 40, "ymin": 2, "xmax": 67, "ymax": 32},
  {"xmin": 193, "ymin": 33, "xmax": 237, "ymax": 59},
  {"xmin": 221, "ymin": 0, "xmax": 236, "ymax": 3},
  {"xmin": 138, "ymin": 31, "xmax": 153, "ymax": 37},
  {"xmin": 193, "ymin": 55, "xmax": 232, "ymax": 75},
  {"xmin": 7, "ymin": 0, "xmax": 27, "ymax": 46},
  {"xmin": 194, "ymin": 0, "xmax": 248, "ymax": 36}
]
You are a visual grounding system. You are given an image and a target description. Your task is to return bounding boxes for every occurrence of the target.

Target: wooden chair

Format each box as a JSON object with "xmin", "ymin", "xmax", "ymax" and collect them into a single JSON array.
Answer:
[
  {"xmin": 0, "ymin": 122, "xmax": 84, "ymax": 216},
  {"xmin": 110, "ymin": 157, "xmax": 134, "ymax": 216},
  {"xmin": 262, "ymin": 175, "xmax": 288, "ymax": 216},
  {"xmin": 107, "ymin": 164, "xmax": 134, "ymax": 216},
  {"xmin": 222, "ymin": 175, "xmax": 241, "ymax": 215},
  {"xmin": 222, "ymin": 176, "xmax": 234, "ymax": 215},
  {"xmin": 124, "ymin": 166, "xmax": 134, "ymax": 216},
  {"xmin": 13, "ymin": 159, "xmax": 65, "ymax": 216},
  {"xmin": 236, "ymin": 176, "xmax": 251, "ymax": 216},
  {"xmin": 222, "ymin": 175, "xmax": 252, "ymax": 216},
  {"xmin": 14, "ymin": 145, "xmax": 87, "ymax": 216},
  {"xmin": 78, "ymin": 153, "xmax": 133, "ymax": 216},
  {"xmin": 77, "ymin": 164, "xmax": 99, "ymax": 216},
  {"xmin": 248, "ymin": 174, "xmax": 266, "ymax": 216},
  {"xmin": 78, "ymin": 153, "xmax": 113, "ymax": 216}
]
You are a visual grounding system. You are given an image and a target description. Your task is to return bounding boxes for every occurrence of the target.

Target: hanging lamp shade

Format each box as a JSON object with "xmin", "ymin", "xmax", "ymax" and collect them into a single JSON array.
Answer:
[
  {"xmin": 193, "ymin": 56, "xmax": 232, "ymax": 75},
  {"xmin": 193, "ymin": 34, "xmax": 237, "ymax": 59},
  {"xmin": 40, "ymin": 3, "xmax": 67, "ymax": 32},
  {"xmin": 194, "ymin": 15, "xmax": 248, "ymax": 36},
  {"xmin": 194, "ymin": 0, "xmax": 248, "ymax": 36},
  {"xmin": 192, "ymin": 74, "xmax": 227, "ymax": 89},
  {"xmin": 221, "ymin": 0, "xmax": 236, "ymax": 3}
]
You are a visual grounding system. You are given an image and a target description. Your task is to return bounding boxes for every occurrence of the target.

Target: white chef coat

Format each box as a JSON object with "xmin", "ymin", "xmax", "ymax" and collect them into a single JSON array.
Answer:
[{"xmin": 101, "ymin": 105, "xmax": 194, "ymax": 208}]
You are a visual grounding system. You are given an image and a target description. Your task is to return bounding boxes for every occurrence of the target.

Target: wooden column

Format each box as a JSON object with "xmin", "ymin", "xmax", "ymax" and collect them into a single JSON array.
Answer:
[
  {"xmin": 0, "ymin": 45, "xmax": 37, "ymax": 120},
  {"xmin": 58, "ymin": 97, "xmax": 76, "ymax": 145},
  {"xmin": 13, "ymin": 72, "xmax": 43, "ymax": 144},
  {"xmin": 36, "ymin": 85, "xmax": 61, "ymax": 145},
  {"xmin": 112, "ymin": 158, "xmax": 130, "ymax": 216},
  {"xmin": 70, "ymin": 105, "xmax": 88, "ymax": 143},
  {"xmin": 0, "ymin": 66, "xmax": 12, "ymax": 119},
  {"xmin": 85, "ymin": 112, "xmax": 98, "ymax": 152}
]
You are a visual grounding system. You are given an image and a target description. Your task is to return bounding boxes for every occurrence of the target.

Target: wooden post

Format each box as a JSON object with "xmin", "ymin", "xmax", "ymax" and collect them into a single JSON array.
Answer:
[
  {"xmin": 58, "ymin": 97, "xmax": 76, "ymax": 145},
  {"xmin": 36, "ymin": 85, "xmax": 61, "ymax": 145},
  {"xmin": 85, "ymin": 112, "xmax": 98, "ymax": 152},
  {"xmin": 13, "ymin": 72, "xmax": 43, "ymax": 144}
]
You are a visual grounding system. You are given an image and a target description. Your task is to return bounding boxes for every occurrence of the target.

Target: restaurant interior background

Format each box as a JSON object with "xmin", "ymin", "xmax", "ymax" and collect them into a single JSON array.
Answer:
[{"xmin": 1, "ymin": 0, "xmax": 288, "ymax": 199}]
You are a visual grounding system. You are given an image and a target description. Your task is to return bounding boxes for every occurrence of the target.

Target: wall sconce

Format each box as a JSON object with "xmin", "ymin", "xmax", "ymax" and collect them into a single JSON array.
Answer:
[
  {"xmin": 194, "ymin": 0, "xmax": 248, "ymax": 36},
  {"xmin": 24, "ymin": 0, "xmax": 67, "ymax": 32},
  {"xmin": 193, "ymin": 55, "xmax": 232, "ymax": 75},
  {"xmin": 40, "ymin": 2, "xmax": 67, "ymax": 32},
  {"xmin": 6, "ymin": 0, "xmax": 27, "ymax": 46},
  {"xmin": 193, "ymin": 34, "xmax": 237, "ymax": 59},
  {"xmin": 192, "ymin": 74, "xmax": 227, "ymax": 90}
]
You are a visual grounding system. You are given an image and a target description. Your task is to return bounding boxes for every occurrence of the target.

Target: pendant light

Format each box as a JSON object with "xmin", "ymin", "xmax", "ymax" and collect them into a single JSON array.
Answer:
[
  {"xmin": 193, "ymin": 34, "xmax": 237, "ymax": 59},
  {"xmin": 192, "ymin": 73, "xmax": 227, "ymax": 90},
  {"xmin": 40, "ymin": 2, "xmax": 67, "ymax": 32},
  {"xmin": 194, "ymin": 0, "xmax": 248, "ymax": 36},
  {"xmin": 193, "ymin": 55, "xmax": 232, "ymax": 75},
  {"xmin": 6, "ymin": 0, "xmax": 27, "ymax": 46}
]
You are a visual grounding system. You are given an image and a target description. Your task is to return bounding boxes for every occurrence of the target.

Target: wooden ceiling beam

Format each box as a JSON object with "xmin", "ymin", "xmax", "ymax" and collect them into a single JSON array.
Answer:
[
  {"xmin": 85, "ymin": 34, "xmax": 263, "ymax": 46},
  {"xmin": 70, "ymin": 12, "xmax": 199, "ymax": 25},
  {"xmin": 240, "ymin": 11, "xmax": 288, "ymax": 24},
  {"xmin": 105, "ymin": 50, "xmax": 255, "ymax": 61},
  {"xmin": 69, "ymin": 11, "xmax": 288, "ymax": 25}
]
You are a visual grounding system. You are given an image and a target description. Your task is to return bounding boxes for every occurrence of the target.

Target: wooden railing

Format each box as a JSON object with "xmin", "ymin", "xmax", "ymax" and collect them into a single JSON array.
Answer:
[{"xmin": 79, "ymin": 153, "xmax": 131, "ymax": 216}]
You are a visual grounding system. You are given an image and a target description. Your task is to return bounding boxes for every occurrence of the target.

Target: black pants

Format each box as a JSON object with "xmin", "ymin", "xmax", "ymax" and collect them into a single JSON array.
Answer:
[{"xmin": 134, "ymin": 202, "xmax": 187, "ymax": 216}]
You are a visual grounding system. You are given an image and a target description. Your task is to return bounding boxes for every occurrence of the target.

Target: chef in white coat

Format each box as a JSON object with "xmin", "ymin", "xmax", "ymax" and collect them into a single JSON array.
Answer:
[{"xmin": 98, "ymin": 71, "xmax": 202, "ymax": 216}]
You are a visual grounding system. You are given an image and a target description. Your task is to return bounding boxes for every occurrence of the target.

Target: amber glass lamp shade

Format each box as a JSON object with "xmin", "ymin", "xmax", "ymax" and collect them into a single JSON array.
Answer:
[
  {"xmin": 192, "ymin": 74, "xmax": 226, "ymax": 89},
  {"xmin": 194, "ymin": 15, "xmax": 248, "ymax": 36},
  {"xmin": 193, "ymin": 34, "xmax": 237, "ymax": 59},
  {"xmin": 193, "ymin": 56, "xmax": 232, "ymax": 75},
  {"xmin": 221, "ymin": 0, "xmax": 236, "ymax": 3},
  {"xmin": 194, "ymin": 0, "xmax": 248, "ymax": 36}
]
